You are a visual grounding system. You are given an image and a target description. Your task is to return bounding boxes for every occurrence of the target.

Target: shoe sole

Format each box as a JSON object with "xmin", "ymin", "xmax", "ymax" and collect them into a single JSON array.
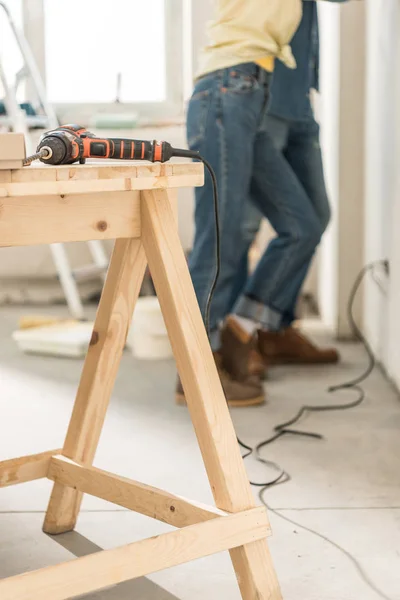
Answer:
[{"xmin": 175, "ymin": 393, "xmax": 265, "ymax": 408}]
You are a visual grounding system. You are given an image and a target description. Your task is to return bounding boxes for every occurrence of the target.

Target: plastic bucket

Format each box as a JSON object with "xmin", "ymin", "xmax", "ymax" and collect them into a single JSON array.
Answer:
[{"xmin": 127, "ymin": 297, "xmax": 172, "ymax": 359}]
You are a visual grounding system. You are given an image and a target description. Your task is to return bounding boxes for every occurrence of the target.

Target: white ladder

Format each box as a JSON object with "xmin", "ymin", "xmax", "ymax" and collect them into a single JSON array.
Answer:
[{"xmin": 0, "ymin": 1, "xmax": 109, "ymax": 318}]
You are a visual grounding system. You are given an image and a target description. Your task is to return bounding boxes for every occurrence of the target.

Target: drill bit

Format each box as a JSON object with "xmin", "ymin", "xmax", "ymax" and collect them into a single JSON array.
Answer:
[{"xmin": 23, "ymin": 147, "xmax": 51, "ymax": 166}]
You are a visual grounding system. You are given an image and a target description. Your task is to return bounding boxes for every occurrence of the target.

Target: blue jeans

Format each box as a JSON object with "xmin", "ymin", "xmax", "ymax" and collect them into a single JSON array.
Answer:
[
  {"xmin": 186, "ymin": 63, "xmax": 329, "ymax": 348},
  {"xmin": 228, "ymin": 114, "xmax": 331, "ymax": 327}
]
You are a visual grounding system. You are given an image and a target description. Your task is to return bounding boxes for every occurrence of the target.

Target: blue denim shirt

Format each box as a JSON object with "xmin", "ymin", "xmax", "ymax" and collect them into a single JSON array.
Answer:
[{"xmin": 268, "ymin": 0, "xmax": 347, "ymax": 121}]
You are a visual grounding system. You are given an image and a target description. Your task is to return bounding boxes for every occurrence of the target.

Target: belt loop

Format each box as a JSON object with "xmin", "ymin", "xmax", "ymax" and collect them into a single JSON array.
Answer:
[
  {"xmin": 221, "ymin": 67, "xmax": 229, "ymax": 88},
  {"xmin": 261, "ymin": 67, "xmax": 267, "ymax": 85}
]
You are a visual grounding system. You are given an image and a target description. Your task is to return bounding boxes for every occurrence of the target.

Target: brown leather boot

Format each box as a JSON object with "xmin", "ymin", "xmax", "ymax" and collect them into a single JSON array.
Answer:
[
  {"xmin": 175, "ymin": 351, "xmax": 265, "ymax": 407},
  {"xmin": 221, "ymin": 316, "xmax": 266, "ymax": 379},
  {"xmin": 258, "ymin": 326, "xmax": 340, "ymax": 366}
]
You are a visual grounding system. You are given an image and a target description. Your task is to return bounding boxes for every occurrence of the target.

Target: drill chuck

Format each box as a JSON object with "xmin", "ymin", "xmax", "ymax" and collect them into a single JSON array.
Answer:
[{"xmin": 37, "ymin": 136, "xmax": 67, "ymax": 165}]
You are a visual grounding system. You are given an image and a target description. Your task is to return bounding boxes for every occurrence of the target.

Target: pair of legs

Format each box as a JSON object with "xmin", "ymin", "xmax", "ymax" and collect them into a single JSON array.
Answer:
[
  {"xmin": 228, "ymin": 113, "xmax": 331, "ymax": 324},
  {"xmin": 187, "ymin": 63, "xmax": 330, "ymax": 348}
]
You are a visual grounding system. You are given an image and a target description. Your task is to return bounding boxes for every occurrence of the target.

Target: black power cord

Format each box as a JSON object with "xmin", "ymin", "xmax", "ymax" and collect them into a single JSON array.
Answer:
[
  {"xmin": 187, "ymin": 155, "xmax": 392, "ymax": 496},
  {"xmin": 192, "ymin": 152, "xmax": 387, "ymax": 488},
  {"xmin": 252, "ymin": 263, "xmax": 393, "ymax": 600},
  {"xmin": 188, "ymin": 153, "xmax": 286, "ymax": 485},
  {"xmin": 187, "ymin": 153, "xmax": 285, "ymax": 486},
  {"xmin": 254, "ymin": 260, "xmax": 393, "ymax": 599},
  {"xmin": 242, "ymin": 260, "xmax": 387, "ymax": 489},
  {"xmin": 196, "ymin": 156, "xmax": 221, "ymax": 336},
  {"xmin": 187, "ymin": 156, "xmax": 394, "ymax": 599},
  {"xmin": 187, "ymin": 155, "xmax": 394, "ymax": 600}
]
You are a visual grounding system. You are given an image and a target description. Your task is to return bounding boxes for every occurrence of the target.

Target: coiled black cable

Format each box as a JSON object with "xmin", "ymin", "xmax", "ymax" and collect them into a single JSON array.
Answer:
[{"xmin": 180, "ymin": 154, "xmax": 393, "ymax": 600}]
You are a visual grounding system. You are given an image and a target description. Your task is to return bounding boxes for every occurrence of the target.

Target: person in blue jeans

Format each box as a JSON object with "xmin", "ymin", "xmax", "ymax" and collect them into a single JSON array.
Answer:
[{"xmin": 177, "ymin": 0, "xmax": 346, "ymax": 408}]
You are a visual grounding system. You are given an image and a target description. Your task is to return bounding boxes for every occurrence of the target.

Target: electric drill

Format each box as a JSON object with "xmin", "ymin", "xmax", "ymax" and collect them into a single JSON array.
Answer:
[
  {"xmin": 31, "ymin": 124, "xmax": 219, "ymax": 337},
  {"xmin": 35, "ymin": 124, "xmax": 195, "ymax": 165}
]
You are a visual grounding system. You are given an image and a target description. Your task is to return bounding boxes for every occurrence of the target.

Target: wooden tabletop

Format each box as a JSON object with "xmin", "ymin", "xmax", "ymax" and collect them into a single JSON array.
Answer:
[
  {"xmin": 0, "ymin": 161, "xmax": 203, "ymax": 248},
  {"xmin": 0, "ymin": 161, "xmax": 204, "ymax": 197}
]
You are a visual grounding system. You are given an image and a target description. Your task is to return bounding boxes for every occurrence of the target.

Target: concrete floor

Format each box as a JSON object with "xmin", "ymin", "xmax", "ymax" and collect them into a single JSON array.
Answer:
[{"xmin": 0, "ymin": 306, "xmax": 399, "ymax": 600}]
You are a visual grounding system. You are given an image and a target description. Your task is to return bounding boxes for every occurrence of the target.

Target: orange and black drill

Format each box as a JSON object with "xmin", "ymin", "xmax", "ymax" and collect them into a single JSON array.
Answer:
[
  {"xmin": 28, "ymin": 124, "xmax": 218, "ymax": 336},
  {"xmin": 34, "ymin": 124, "xmax": 195, "ymax": 165}
]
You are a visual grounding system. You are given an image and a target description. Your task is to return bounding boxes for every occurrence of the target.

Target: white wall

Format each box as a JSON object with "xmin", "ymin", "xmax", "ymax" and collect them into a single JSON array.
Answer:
[
  {"xmin": 318, "ymin": 4, "xmax": 341, "ymax": 331},
  {"xmin": 318, "ymin": 0, "xmax": 366, "ymax": 337},
  {"xmin": 319, "ymin": 0, "xmax": 400, "ymax": 388},
  {"xmin": 367, "ymin": 0, "xmax": 400, "ymax": 387},
  {"xmin": 386, "ymin": 121, "xmax": 400, "ymax": 388},
  {"xmin": 318, "ymin": 0, "xmax": 400, "ymax": 390},
  {"xmin": 363, "ymin": 0, "xmax": 397, "ymax": 364}
]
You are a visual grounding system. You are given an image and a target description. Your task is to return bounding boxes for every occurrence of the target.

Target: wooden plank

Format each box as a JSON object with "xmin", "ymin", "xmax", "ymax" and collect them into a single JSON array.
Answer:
[
  {"xmin": 230, "ymin": 543, "xmax": 282, "ymax": 599},
  {"xmin": 166, "ymin": 189, "xmax": 178, "ymax": 223},
  {"xmin": 0, "ymin": 507, "xmax": 269, "ymax": 600},
  {"xmin": 0, "ymin": 174, "xmax": 203, "ymax": 198},
  {"xmin": 0, "ymin": 133, "xmax": 25, "ymax": 160},
  {"xmin": 141, "ymin": 190, "xmax": 281, "ymax": 600},
  {"xmin": 0, "ymin": 191, "xmax": 141, "ymax": 247},
  {"xmin": 0, "ymin": 450, "xmax": 61, "ymax": 488},
  {"xmin": 48, "ymin": 456, "xmax": 231, "ymax": 528},
  {"xmin": 0, "ymin": 170, "xmax": 11, "ymax": 183},
  {"xmin": 142, "ymin": 190, "xmax": 254, "ymax": 512},
  {"xmin": 1, "ymin": 162, "xmax": 204, "ymax": 197},
  {"xmin": 43, "ymin": 237, "xmax": 147, "ymax": 535},
  {"xmin": 9, "ymin": 161, "xmax": 203, "ymax": 182},
  {"xmin": 0, "ymin": 160, "xmax": 24, "ymax": 170}
]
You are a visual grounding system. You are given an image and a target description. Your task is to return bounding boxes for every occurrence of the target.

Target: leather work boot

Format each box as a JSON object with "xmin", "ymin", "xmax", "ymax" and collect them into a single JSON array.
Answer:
[
  {"xmin": 175, "ymin": 351, "xmax": 265, "ymax": 408},
  {"xmin": 258, "ymin": 326, "xmax": 340, "ymax": 366},
  {"xmin": 220, "ymin": 316, "xmax": 266, "ymax": 379}
]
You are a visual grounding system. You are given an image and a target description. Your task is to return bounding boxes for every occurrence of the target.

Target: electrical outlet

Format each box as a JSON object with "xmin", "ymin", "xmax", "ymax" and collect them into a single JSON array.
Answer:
[{"xmin": 383, "ymin": 260, "xmax": 390, "ymax": 276}]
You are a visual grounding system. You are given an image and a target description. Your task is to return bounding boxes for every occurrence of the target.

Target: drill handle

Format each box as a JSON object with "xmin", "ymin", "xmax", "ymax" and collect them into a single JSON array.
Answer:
[
  {"xmin": 82, "ymin": 137, "xmax": 162, "ymax": 162},
  {"xmin": 107, "ymin": 138, "xmax": 155, "ymax": 161}
]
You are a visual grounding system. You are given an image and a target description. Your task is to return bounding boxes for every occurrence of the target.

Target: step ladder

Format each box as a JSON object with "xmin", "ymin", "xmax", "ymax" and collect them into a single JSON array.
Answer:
[{"xmin": 0, "ymin": 0, "xmax": 109, "ymax": 318}]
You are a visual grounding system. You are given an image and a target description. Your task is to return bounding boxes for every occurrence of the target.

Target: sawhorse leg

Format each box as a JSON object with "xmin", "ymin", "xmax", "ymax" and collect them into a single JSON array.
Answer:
[
  {"xmin": 43, "ymin": 236, "xmax": 147, "ymax": 534},
  {"xmin": 43, "ymin": 188, "xmax": 282, "ymax": 599},
  {"xmin": 141, "ymin": 190, "xmax": 282, "ymax": 600}
]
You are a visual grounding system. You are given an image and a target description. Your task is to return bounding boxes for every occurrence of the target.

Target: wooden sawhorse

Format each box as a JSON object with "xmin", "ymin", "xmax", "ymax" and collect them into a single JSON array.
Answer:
[{"xmin": 0, "ymin": 162, "xmax": 282, "ymax": 599}]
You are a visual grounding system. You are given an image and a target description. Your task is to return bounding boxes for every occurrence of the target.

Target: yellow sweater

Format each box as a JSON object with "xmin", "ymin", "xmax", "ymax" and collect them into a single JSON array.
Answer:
[{"xmin": 197, "ymin": 0, "xmax": 302, "ymax": 78}]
